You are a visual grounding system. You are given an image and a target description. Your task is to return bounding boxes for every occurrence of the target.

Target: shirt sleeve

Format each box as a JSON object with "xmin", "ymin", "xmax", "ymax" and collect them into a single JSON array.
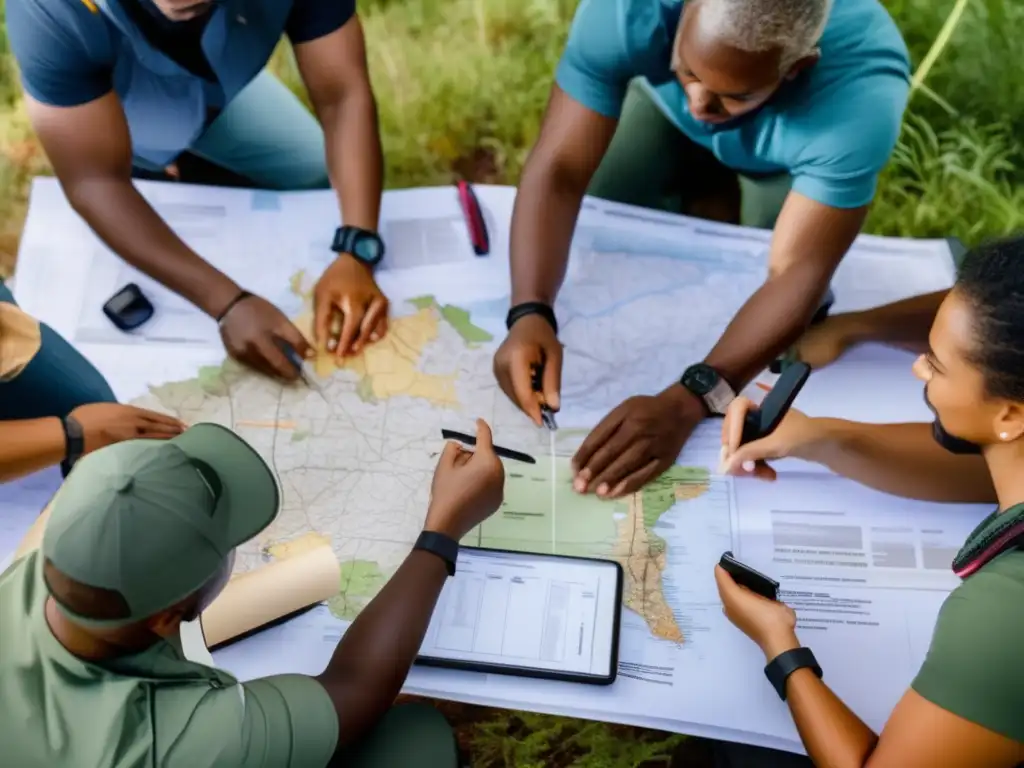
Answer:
[
  {"xmin": 911, "ymin": 563, "xmax": 1024, "ymax": 743},
  {"xmin": 285, "ymin": 0, "xmax": 356, "ymax": 45},
  {"xmin": 553, "ymin": 0, "xmax": 635, "ymax": 119},
  {"xmin": 5, "ymin": 0, "xmax": 116, "ymax": 108},
  {"xmin": 789, "ymin": 73, "xmax": 909, "ymax": 209},
  {"xmin": 238, "ymin": 675, "xmax": 339, "ymax": 767}
]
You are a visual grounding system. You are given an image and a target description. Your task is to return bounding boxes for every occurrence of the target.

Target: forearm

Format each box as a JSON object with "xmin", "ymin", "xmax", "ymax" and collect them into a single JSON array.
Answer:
[
  {"xmin": 707, "ymin": 264, "xmax": 829, "ymax": 388},
  {"xmin": 0, "ymin": 418, "xmax": 65, "ymax": 482},
  {"xmin": 801, "ymin": 420, "xmax": 996, "ymax": 503},
  {"xmin": 319, "ymin": 549, "xmax": 448, "ymax": 745},
  {"xmin": 786, "ymin": 665, "xmax": 877, "ymax": 768},
  {"xmin": 321, "ymin": 89, "xmax": 383, "ymax": 231},
  {"xmin": 509, "ymin": 164, "xmax": 584, "ymax": 305},
  {"xmin": 66, "ymin": 177, "xmax": 240, "ymax": 316},
  {"xmin": 841, "ymin": 290, "xmax": 948, "ymax": 353}
]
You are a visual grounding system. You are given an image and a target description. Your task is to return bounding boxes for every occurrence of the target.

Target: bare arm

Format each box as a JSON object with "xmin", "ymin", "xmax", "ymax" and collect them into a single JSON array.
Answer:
[
  {"xmin": 25, "ymin": 93, "xmax": 241, "ymax": 317},
  {"xmin": 509, "ymin": 86, "xmax": 618, "ymax": 305},
  {"xmin": 804, "ymin": 420, "xmax": 995, "ymax": 503},
  {"xmin": 294, "ymin": 14, "xmax": 382, "ymax": 233},
  {"xmin": 0, "ymin": 419, "xmax": 65, "ymax": 484},
  {"xmin": 315, "ymin": 549, "xmax": 448, "ymax": 746},
  {"xmin": 839, "ymin": 290, "xmax": 949, "ymax": 354},
  {"xmin": 706, "ymin": 193, "xmax": 867, "ymax": 389}
]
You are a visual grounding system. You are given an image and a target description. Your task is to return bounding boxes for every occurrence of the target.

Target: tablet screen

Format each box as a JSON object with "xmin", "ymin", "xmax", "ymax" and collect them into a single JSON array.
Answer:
[{"xmin": 417, "ymin": 547, "xmax": 622, "ymax": 684}]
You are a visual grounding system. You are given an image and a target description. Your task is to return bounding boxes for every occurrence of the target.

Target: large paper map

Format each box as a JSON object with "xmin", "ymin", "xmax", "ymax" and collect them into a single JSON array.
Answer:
[{"xmin": 131, "ymin": 219, "xmax": 766, "ymax": 644}]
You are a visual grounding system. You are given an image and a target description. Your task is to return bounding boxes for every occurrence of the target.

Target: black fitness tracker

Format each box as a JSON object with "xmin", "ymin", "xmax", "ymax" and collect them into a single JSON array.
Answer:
[
  {"xmin": 506, "ymin": 302, "xmax": 558, "ymax": 335},
  {"xmin": 332, "ymin": 226, "xmax": 386, "ymax": 268},
  {"xmin": 680, "ymin": 362, "xmax": 736, "ymax": 415},
  {"xmin": 414, "ymin": 530, "xmax": 459, "ymax": 577},
  {"xmin": 60, "ymin": 414, "xmax": 85, "ymax": 478},
  {"xmin": 764, "ymin": 647, "xmax": 822, "ymax": 701}
]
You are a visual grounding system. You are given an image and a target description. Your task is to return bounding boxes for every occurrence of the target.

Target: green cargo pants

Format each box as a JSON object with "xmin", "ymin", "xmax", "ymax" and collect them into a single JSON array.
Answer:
[
  {"xmin": 334, "ymin": 703, "xmax": 461, "ymax": 768},
  {"xmin": 587, "ymin": 80, "xmax": 792, "ymax": 230}
]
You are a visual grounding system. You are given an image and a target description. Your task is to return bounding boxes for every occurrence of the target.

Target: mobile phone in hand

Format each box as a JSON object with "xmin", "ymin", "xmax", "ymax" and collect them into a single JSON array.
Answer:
[{"xmin": 719, "ymin": 551, "xmax": 779, "ymax": 601}]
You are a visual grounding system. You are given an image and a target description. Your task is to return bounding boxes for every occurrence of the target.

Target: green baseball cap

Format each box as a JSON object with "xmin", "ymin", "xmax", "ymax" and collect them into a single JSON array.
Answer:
[{"xmin": 42, "ymin": 423, "xmax": 279, "ymax": 625}]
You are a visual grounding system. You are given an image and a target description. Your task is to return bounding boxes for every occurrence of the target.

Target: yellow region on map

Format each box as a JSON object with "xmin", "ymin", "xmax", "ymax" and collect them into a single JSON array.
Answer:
[{"xmin": 290, "ymin": 274, "xmax": 459, "ymax": 406}]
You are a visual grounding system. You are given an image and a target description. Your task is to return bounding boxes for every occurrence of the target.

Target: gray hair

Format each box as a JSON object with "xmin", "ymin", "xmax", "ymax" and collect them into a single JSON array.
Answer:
[{"xmin": 691, "ymin": 0, "xmax": 833, "ymax": 70}]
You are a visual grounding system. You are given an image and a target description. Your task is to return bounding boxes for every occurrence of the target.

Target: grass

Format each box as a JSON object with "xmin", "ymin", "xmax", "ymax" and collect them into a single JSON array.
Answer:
[{"xmin": 1, "ymin": 0, "xmax": 1022, "ymax": 763}]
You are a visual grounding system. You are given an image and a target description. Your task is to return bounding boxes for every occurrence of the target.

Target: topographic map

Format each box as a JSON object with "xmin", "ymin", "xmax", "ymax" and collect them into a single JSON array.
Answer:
[{"xmin": 131, "ymin": 223, "xmax": 765, "ymax": 646}]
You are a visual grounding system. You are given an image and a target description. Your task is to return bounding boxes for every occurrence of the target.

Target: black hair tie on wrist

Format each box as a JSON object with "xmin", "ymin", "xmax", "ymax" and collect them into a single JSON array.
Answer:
[
  {"xmin": 506, "ymin": 302, "xmax": 558, "ymax": 335},
  {"xmin": 216, "ymin": 290, "xmax": 254, "ymax": 324}
]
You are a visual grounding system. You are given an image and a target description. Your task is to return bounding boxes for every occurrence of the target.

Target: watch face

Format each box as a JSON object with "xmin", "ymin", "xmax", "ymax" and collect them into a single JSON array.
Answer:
[
  {"xmin": 684, "ymin": 364, "xmax": 719, "ymax": 396},
  {"xmin": 353, "ymin": 233, "xmax": 384, "ymax": 265}
]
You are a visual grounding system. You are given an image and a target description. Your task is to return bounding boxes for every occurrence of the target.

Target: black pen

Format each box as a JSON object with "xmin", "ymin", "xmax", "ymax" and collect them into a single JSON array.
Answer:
[{"xmin": 440, "ymin": 429, "xmax": 536, "ymax": 464}]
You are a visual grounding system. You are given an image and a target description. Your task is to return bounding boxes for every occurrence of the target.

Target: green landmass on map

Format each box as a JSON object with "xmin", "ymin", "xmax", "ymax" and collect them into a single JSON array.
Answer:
[
  {"xmin": 641, "ymin": 466, "xmax": 710, "ymax": 556},
  {"xmin": 409, "ymin": 294, "xmax": 493, "ymax": 345},
  {"xmin": 330, "ymin": 559, "xmax": 390, "ymax": 620}
]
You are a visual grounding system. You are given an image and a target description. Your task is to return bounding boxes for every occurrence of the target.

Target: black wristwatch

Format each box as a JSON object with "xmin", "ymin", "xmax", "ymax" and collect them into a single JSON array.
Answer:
[
  {"xmin": 414, "ymin": 530, "xmax": 459, "ymax": 576},
  {"xmin": 60, "ymin": 414, "xmax": 85, "ymax": 478},
  {"xmin": 680, "ymin": 363, "xmax": 736, "ymax": 416},
  {"xmin": 331, "ymin": 226, "xmax": 385, "ymax": 268},
  {"xmin": 506, "ymin": 302, "xmax": 558, "ymax": 335},
  {"xmin": 764, "ymin": 647, "xmax": 822, "ymax": 701}
]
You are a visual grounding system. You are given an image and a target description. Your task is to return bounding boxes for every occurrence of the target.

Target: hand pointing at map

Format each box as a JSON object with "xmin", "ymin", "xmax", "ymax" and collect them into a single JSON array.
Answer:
[{"xmin": 493, "ymin": 313, "xmax": 563, "ymax": 427}]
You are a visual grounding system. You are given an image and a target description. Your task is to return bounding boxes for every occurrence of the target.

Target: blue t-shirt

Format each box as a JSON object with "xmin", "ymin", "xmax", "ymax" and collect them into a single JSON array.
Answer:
[
  {"xmin": 555, "ymin": 0, "xmax": 911, "ymax": 209},
  {"xmin": 7, "ymin": 0, "xmax": 355, "ymax": 109}
]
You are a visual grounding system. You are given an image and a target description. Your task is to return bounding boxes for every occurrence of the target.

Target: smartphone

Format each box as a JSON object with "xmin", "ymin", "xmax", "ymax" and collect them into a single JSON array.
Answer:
[
  {"xmin": 719, "ymin": 551, "xmax": 779, "ymax": 601},
  {"xmin": 742, "ymin": 362, "xmax": 811, "ymax": 444},
  {"xmin": 103, "ymin": 283, "xmax": 155, "ymax": 332}
]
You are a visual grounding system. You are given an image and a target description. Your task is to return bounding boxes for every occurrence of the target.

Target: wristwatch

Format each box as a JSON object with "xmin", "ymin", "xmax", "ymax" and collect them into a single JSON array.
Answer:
[
  {"xmin": 680, "ymin": 363, "xmax": 736, "ymax": 415},
  {"xmin": 764, "ymin": 647, "xmax": 822, "ymax": 701},
  {"xmin": 60, "ymin": 414, "xmax": 85, "ymax": 478},
  {"xmin": 414, "ymin": 530, "xmax": 459, "ymax": 576},
  {"xmin": 331, "ymin": 226, "xmax": 385, "ymax": 268}
]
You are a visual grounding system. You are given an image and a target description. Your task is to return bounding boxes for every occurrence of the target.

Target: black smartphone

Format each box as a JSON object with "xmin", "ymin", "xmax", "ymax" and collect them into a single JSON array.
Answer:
[
  {"xmin": 742, "ymin": 361, "xmax": 811, "ymax": 444},
  {"xmin": 103, "ymin": 283, "xmax": 155, "ymax": 332},
  {"xmin": 719, "ymin": 551, "xmax": 779, "ymax": 601}
]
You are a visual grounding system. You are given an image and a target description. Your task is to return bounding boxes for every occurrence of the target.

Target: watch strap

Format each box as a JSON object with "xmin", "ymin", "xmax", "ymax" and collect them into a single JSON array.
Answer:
[
  {"xmin": 60, "ymin": 414, "xmax": 85, "ymax": 478},
  {"xmin": 414, "ymin": 530, "xmax": 459, "ymax": 576},
  {"xmin": 506, "ymin": 302, "xmax": 558, "ymax": 335},
  {"xmin": 764, "ymin": 647, "xmax": 822, "ymax": 701},
  {"xmin": 332, "ymin": 226, "xmax": 384, "ymax": 265}
]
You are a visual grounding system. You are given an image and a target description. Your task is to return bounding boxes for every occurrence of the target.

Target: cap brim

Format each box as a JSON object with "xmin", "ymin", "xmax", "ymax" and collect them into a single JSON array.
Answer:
[{"xmin": 170, "ymin": 423, "xmax": 279, "ymax": 549}]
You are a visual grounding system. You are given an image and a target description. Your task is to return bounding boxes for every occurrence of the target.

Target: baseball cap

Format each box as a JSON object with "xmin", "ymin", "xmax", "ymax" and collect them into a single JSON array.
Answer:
[{"xmin": 42, "ymin": 423, "xmax": 279, "ymax": 626}]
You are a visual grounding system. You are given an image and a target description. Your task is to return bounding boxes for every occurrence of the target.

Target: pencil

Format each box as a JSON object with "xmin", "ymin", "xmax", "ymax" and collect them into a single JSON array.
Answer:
[{"xmin": 440, "ymin": 429, "xmax": 536, "ymax": 464}]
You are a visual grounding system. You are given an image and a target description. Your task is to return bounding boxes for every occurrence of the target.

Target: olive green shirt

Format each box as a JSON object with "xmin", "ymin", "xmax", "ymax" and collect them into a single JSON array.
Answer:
[
  {"xmin": 0, "ymin": 551, "xmax": 340, "ymax": 767},
  {"xmin": 912, "ymin": 509, "xmax": 1024, "ymax": 743}
]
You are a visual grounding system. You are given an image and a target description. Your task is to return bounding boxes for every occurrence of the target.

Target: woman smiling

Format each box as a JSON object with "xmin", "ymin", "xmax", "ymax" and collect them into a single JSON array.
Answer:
[{"xmin": 718, "ymin": 236, "xmax": 1024, "ymax": 767}]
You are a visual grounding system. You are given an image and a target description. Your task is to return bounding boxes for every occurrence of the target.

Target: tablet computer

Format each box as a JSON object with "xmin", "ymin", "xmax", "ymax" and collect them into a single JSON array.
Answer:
[{"xmin": 415, "ymin": 547, "xmax": 623, "ymax": 685}]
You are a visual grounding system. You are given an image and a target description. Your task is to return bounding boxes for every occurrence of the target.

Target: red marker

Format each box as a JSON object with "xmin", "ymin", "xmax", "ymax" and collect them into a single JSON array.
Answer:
[{"xmin": 456, "ymin": 180, "xmax": 490, "ymax": 256}]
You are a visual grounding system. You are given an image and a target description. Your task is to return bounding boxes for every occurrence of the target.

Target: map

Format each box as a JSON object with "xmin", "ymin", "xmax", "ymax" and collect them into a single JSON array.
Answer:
[{"xmin": 130, "ymin": 225, "xmax": 764, "ymax": 646}]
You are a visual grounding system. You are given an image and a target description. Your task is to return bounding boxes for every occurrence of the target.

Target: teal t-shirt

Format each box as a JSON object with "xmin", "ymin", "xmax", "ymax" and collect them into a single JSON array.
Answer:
[
  {"xmin": 0, "ymin": 551, "xmax": 340, "ymax": 767},
  {"xmin": 555, "ymin": 0, "xmax": 911, "ymax": 209}
]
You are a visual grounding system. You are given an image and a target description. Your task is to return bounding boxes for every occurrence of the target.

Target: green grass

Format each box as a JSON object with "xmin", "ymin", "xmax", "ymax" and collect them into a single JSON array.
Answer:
[{"xmin": 1, "ymin": 0, "xmax": 1022, "ymax": 762}]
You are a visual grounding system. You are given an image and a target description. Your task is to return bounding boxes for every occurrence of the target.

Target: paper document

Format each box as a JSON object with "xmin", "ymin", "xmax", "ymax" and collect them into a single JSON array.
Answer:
[
  {"xmin": 7, "ymin": 177, "xmax": 977, "ymax": 754},
  {"xmin": 420, "ymin": 549, "xmax": 620, "ymax": 678}
]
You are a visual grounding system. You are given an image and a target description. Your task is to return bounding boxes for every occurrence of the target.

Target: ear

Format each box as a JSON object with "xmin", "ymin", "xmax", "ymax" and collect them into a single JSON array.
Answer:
[
  {"xmin": 784, "ymin": 49, "xmax": 820, "ymax": 80},
  {"xmin": 993, "ymin": 401, "xmax": 1024, "ymax": 443},
  {"xmin": 145, "ymin": 598, "xmax": 193, "ymax": 638}
]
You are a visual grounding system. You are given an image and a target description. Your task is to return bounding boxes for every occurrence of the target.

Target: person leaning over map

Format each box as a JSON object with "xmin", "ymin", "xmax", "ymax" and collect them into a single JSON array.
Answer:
[
  {"xmin": 713, "ymin": 237, "xmax": 1024, "ymax": 767},
  {"xmin": 493, "ymin": 0, "xmax": 911, "ymax": 498},
  {"xmin": 0, "ymin": 279, "xmax": 184, "ymax": 482},
  {"xmin": 6, "ymin": 0, "xmax": 391, "ymax": 382},
  {"xmin": 0, "ymin": 418, "xmax": 505, "ymax": 767}
]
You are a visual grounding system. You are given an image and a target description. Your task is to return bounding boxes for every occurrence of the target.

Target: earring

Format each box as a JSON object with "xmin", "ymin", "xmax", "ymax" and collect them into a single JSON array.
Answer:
[{"xmin": 1000, "ymin": 432, "xmax": 1010, "ymax": 440}]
